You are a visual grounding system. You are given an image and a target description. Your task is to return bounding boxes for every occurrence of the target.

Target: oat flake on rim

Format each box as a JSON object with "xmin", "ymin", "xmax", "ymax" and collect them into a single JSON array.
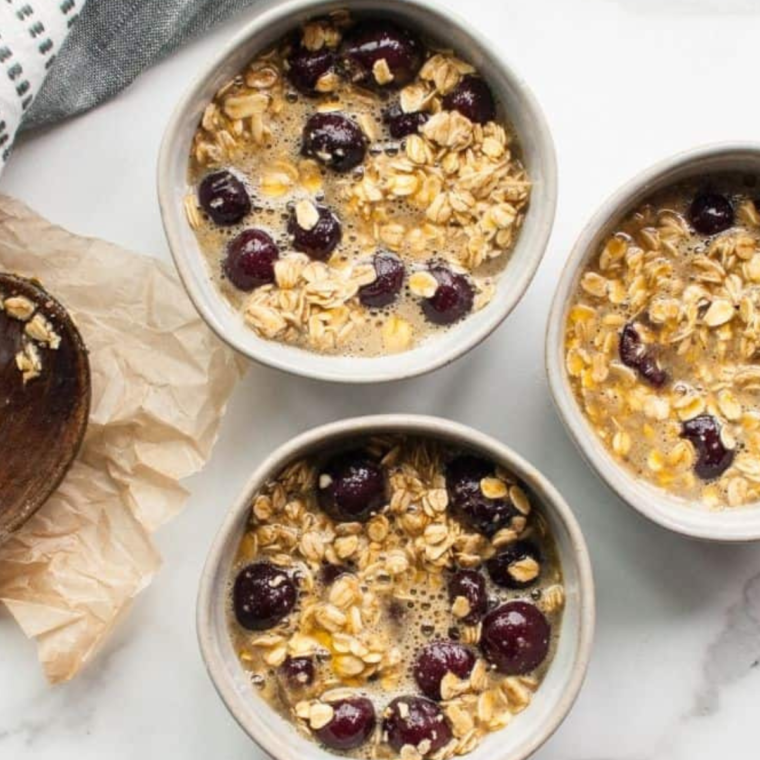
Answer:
[{"xmin": 157, "ymin": 0, "xmax": 557, "ymax": 383}]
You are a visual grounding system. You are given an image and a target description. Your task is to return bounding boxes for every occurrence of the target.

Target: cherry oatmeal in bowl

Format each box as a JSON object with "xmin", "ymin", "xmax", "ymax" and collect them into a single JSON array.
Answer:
[
  {"xmin": 184, "ymin": 10, "xmax": 531, "ymax": 357},
  {"xmin": 198, "ymin": 417, "xmax": 593, "ymax": 760},
  {"xmin": 213, "ymin": 425, "xmax": 586, "ymax": 759},
  {"xmin": 564, "ymin": 175, "xmax": 760, "ymax": 511}
]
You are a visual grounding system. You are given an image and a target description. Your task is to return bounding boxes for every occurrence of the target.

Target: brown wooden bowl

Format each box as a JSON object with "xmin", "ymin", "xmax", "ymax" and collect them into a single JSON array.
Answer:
[{"xmin": 0, "ymin": 273, "xmax": 91, "ymax": 544}]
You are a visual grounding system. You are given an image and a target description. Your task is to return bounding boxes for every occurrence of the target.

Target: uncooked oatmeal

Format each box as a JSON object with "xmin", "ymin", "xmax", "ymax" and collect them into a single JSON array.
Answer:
[
  {"xmin": 227, "ymin": 435, "xmax": 564, "ymax": 759},
  {"xmin": 565, "ymin": 175, "xmax": 760, "ymax": 508},
  {"xmin": 186, "ymin": 11, "xmax": 530, "ymax": 356},
  {"xmin": 1, "ymin": 292, "xmax": 61, "ymax": 383}
]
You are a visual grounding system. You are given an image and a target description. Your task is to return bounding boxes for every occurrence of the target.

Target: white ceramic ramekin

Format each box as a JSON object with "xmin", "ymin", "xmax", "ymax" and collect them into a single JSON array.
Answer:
[
  {"xmin": 197, "ymin": 415, "xmax": 595, "ymax": 760},
  {"xmin": 547, "ymin": 142, "xmax": 760, "ymax": 542},
  {"xmin": 157, "ymin": 0, "xmax": 557, "ymax": 383}
]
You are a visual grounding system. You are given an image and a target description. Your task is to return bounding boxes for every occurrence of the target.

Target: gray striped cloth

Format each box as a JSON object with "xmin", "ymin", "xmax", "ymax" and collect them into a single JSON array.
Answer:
[
  {"xmin": 0, "ymin": 0, "xmax": 84, "ymax": 167},
  {"xmin": 1, "ymin": 0, "xmax": 258, "ymax": 171}
]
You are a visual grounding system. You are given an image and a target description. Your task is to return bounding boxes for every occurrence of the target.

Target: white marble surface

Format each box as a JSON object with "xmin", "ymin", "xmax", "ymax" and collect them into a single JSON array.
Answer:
[{"xmin": 2, "ymin": 0, "xmax": 760, "ymax": 757}]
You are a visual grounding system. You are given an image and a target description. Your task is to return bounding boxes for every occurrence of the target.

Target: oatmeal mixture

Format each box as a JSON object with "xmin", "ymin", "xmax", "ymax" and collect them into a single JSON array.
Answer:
[
  {"xmin": 186, "ymin": 12, "xmax": 530, "ymax": 356},
  {"xmin": 228, "ymin": 436, "xmax": 564, "ymax": 759},
  {"xmin": 565, "ymin": 176, "xmax": 760, "ymax": 508},
  {"xmin": 1, "ymin": 292, "xmax": 61, "ymax": 383}
]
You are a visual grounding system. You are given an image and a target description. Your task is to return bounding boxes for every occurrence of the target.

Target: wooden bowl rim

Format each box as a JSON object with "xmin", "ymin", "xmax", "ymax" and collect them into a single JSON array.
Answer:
[{"xmin": 0, "ymin": 273, "xmax": 92, "ymax": 540}]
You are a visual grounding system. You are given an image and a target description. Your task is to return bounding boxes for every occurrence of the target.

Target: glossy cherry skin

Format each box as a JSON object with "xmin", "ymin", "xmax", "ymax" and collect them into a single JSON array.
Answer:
[
  {"xmin": 486, "ymin": 541, "xmax": 542, "ymax": 590},
  {"xmin": 480, "ymin": 601, "xmax": 550, "ymax": 675},
  {"xmin": 383, "ymin": 696, "xmax": 453, "ymax": 754},
  {"xmin": 342, "ymin": 21, "xmax": 424, "ymax": 88},
  {"xmin": 223, "ymin": 229, "xmax": 279, "ymax": 291},
  {"xmin": 413, "ymin": 641, "xmax": 476, "ymax": 700},
  {"xmin": 446, "ymin": 455, "xmax": 518, "ymax": 537},
  {"xmin": 689, "ymin": 191, "xmax": 735, "ymax": 235},
  {"xmin": 447, "ymin": 569, "xmax": 488, "ymax": 625},
  {"xmin": 232, "ymin": 562, "xmax": 297, "ymax": 631},
  {"xmin": 442, "ymin": 76, "xmax": 496, "ymax": 124},
  {"xmin": 681, "ymin": 414, "xmax": 735, "ymax": 480},
  {"xmin": 287, "ymin": 46, "xmax": 335, "ymax": 95},
  {"xmin": 288, "ymin": 204, "xmax": 342, "ymax": 260},
  {"xmin": 301, "ymin": 113, "xmax": 368, "ymax": 172},
  {"xmin": 359, "ymin": 251, "xmax": 405, "ymax": 308},
  {"xmin": 316, "ymin": 697, "xmax": 376, "ymax": 751},
  {"xmin": 421, "ymin": 265, "xmax": 474, "ymax": 326},
  {"xmin": 279, "ymin": 657, "xmax": 315, "ymax": 689},
  {"xmin": 383, "ymin": 104, "xmax": 429, "ymax": 139},
  {"xmin": 618, "ymin": 323, "xmax": 668, "ymax": 388},
  {"xmin": 317, "ymin": 450, "xmax": 386, "ymax": 522},
  {"xmin": 198, "ymin": 170, "xmax": 251, "ymax": 225}
]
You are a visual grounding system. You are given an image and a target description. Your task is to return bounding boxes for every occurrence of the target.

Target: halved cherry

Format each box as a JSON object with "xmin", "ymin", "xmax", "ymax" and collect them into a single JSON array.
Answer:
[
  {"xmin": 421, "ymin": 265, "xmax": 474, "ymax": 326},
  {"xmin": 480, "ymin": 601, "xmax": 550, "ymax": 675},
  {"xmin": 342, "ymin": 21, "xmax": 423, "ymax": 88},
  {"xmin": 383, "ymin": 696, "xmax": 452, "ymax": 754},
  {"xmin": 301, "ymin": 113, "xmax": 367, "ymax": 172},
  {"xmin": 233, "ymin": 562, "xmax": 296, "ymax": 631},
  {"xmin": 317, "ymin": 450, "xmax": 386, "ymax": 522},
  {"xmin": 223, "ymin": 229, "xmax": 279, "ymax": 291},
  {"xmin": 316, "ymin": 697, "xmax": 376, "ymax": 750},
  {"xmin": 359, "ymin": 251, "xmax": 405, "ymax": 308},
  {"xmin": 442, "ymin": 76, "xmax": 496, "ymax": 124},
  {"xmin": 413, "ymin": 641, "xmax": 475, "ymax": 700},
  {"xmin": 198, "ymin": 170, "xmax": 250, "ymax": 225},
  {"xmin": 287, "ymin": 46, "xmax": 336, "ymax": 95}
]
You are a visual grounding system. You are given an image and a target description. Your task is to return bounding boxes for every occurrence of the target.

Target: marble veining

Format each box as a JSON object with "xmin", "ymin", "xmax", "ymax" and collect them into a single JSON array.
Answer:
[
  {"xmin": 692, "ymin": 572, "xmax": 760, "ymax": 717},
  {"xmin": 2, "ymin": 0, "xmax": 760, "ymax": 758}
]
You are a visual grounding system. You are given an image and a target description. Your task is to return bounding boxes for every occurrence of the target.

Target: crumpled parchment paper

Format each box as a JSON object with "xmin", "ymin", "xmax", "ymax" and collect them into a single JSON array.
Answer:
[{"xmin": 0, "ymin": 195, "xmax": 245, "ymax": 683}]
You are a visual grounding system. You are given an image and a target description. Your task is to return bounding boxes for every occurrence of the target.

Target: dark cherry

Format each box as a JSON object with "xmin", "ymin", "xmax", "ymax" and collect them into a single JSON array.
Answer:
[
  {"xmin": 618, "ymin": 322, "xmax": 644, "ymax": 368},
  {"xmin": 223, "ymin": 229, "xmax": 279, "ymax": 291},
  {"xmin": 413, "ymin": 641, "xmax": 476, "ymax": 701},
  {"xmin": 279, "ymin": 656, "xmax": 315, "ymax": 689},
  {"xmin": 288, "ymin": 204, "xmax": 342, "ymax": 260},
  {"xmin": 318, "ymin": 450, "xmax": 386, "ymax": 522},
  {"xmin": 480, "ymin": 601, "xmax": 550, "ymax": 675},
  {"xmin": 446, "ymin": 455, "xmax": 518, "ymax": 537},
  {"xmin": 486, "ymin": 541, "xmax": 542, "ymax": 590},
  {"xmin": 637, "ymin": 354, "xmax": 668, "ymax": 388},
  {"xmin": 681, "ymin": 414, "xmax": 736, "ymax": 480},
  {"xmin": 233, "ymin": 562, "xmax": 296, "ymax": 631},
  {"xmin": 383, "ymin": 696, "xmax": 453, "ymax": 754},
  {"xmin": 421, "ymin": 265, "xmax": 474, "ymax": 326},
  {"xmin": 359, "ymin": 251, "xmax": 405, "ymax": 308},
  {"xmin": 447, "ymin": 569, "xmax": 488, "ymax": 625},
  {"xmin": 287, "ymin": 46, "xmax": 335, "ymax": 95},
  {"xmin": 383, "ymin": 104, "xmax": 429, "ymax": 139},
  {"xmin": 315, "ymin": 697, "xmax": 376, "ymax": 751},
  {"xmin": 301, "ymin": 113, "xmax": 368, "ymax": 173},
  {"xmin": 321, "ymin": 564, "xmax": 353, "ymax": 585},
  {"xmin": 198, "ymin": 170, "xmax": 251, "ymax": 225},
  {"xmin": 342, "ymin": 21, "xmax": 424, "ymax": 88},
  {"xmin": 442, "ymin": 76, "xmax": 496, "ymax": 125},
  {"xmin": 689, "ymin": 191, "xmax": 735, "ymax": 235},
  {"xmin": 618, "ymin": 323, "xmax": 668, "ymax": 388}
]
